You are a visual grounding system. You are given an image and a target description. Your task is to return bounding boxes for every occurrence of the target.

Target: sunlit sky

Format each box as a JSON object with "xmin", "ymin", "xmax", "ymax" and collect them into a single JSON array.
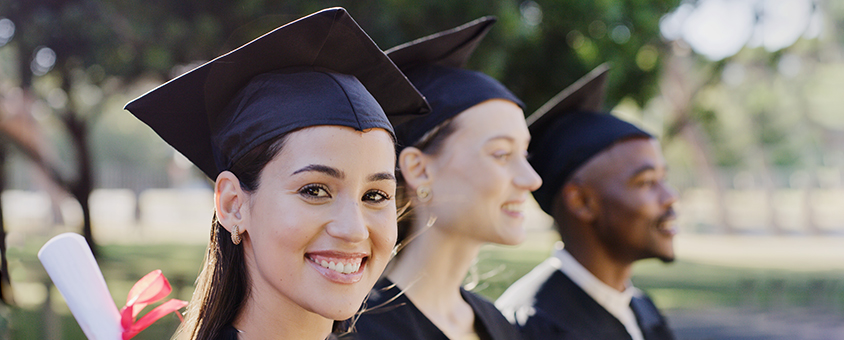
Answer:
[{"xmin": 660, "ymin": 0, "xmax": 822, "ymax": 61}]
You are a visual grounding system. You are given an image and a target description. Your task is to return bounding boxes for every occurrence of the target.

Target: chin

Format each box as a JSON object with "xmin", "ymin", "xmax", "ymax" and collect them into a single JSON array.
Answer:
[
  {"xmin": 322, "ymin": 309, "xmax": 357, "ymax": 321},
  {"xmin": 308, "ymin": 280, "xmax": 374, "ymax": 321},
  {"xmin": 313, "ymin": 297, "xmax": 364, "ymax": 321},
  {"xmin": 654, "ymin": 247, "xmax": 676, "ymax": 263},
  {"xmin": 657, "ymin": 254, "xmax": 676, "ymax": 263},
  {"xmin": 493, "ymin": 227, "xmax": 526, "ymax": 246}
]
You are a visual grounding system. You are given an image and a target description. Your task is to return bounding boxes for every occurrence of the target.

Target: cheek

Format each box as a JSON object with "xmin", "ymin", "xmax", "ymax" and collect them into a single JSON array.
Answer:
[
  {"xmin": 451, "ymin": 157, "xmax": 508, "ymax": 195},
  {"xmin": 636, "ymin": 191, "xmax": 666, "ymax": 219},
  {"xmin": 604, "ymin": 191, "xmax": 660, "ymax": 225},
  {"xmin": 250, "ymin": 199, "xmax": 321, "ymax": 254},
  {"xmin": 598, "ymin": 193, "xmax": 637, "ymax": 223},
  {"xmin": 369, "ymin": 207, "xmax": 398, "ymax": 249}
]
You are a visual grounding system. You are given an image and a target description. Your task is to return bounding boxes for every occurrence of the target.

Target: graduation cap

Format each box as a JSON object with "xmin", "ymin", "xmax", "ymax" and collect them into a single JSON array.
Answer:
[
  {"xmin": 124, "ymin": 7, "xmax": 429, "ymax": 179},
  {"xmin": 385, "ymin": 16, "xmax": 524, "ymax": 148},
  {"xmin": 527, "ymin": 63, "xmax": 653, "ymax": 215}
]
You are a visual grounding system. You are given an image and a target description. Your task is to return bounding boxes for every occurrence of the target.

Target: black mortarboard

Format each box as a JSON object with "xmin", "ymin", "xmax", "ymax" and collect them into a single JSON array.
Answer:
[
  {"xmin": 124, "ymin": 8, "xmax": 429, "ymax": 179},
  {"xmin": 527, "ymin": 64, "xmax": 653, "ymax": 215},
  {"xmin": 385, "ymin": 16, "xmax": 524, "ymax": 148}
]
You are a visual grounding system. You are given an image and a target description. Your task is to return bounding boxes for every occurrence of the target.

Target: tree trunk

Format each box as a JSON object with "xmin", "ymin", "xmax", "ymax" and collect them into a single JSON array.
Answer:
[
  {"xmin": 61, "ymin": 69, "xmax": 96, "ymax": 258},
  {"xmin": 65, "ymin": 114, "xmax": 96, "ymax": 257}
]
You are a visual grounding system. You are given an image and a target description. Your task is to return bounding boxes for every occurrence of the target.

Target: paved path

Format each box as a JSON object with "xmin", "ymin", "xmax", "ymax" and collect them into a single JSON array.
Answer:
[{"xmin": 667, "ymin": 307, "xmax": 844, "ymax": 339}]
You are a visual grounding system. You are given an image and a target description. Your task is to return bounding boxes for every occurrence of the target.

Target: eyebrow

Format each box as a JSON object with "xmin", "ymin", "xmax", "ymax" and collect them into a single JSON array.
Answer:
[
  {"xmin": 292, "ymin": 165, "xmax": 395, "ymax": 183},
  {"xmin": 628, "ymin": 163, "xmax": 669, "ymax": 180},
  {"xmin": 487, "ymin": 133, "xmax": 534, "ymax": 146},
  {"xmin": 486, "ymin": 135, "xmax": 516, "ymax": 143},
  {"xmin": 629, "ymin": 164, "xmax": 657, "ymax": 178},
  {"xmin": 368, "ymin": 172, "xmax": 397, "ymax": 182},
  {"xmin": 292, "ymin": 164, "xmax": 345, "ymax": 179}
]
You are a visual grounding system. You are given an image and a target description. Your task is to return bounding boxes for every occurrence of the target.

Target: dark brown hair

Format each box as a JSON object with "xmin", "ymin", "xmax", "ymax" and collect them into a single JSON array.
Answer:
[{"xmin": 179, "ymin": 134, "xmax": 287, "ymax": 340}]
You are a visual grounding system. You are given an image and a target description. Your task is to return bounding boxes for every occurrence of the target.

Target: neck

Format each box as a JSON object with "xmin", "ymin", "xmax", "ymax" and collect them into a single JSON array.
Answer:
[
  {"xmin": 563, "ymin": 233, "xmax": 633, "ymax": 292},
  {"xmin": 234, "ymin": 278, "xmax": 334, "ymax": 340},
  {"xmin": 388, "ymin": 226, "xmax": 482, "ymax": 306},
  {"xmin": 386, "ymin": 219, "xmax": 482, "ymax": 339}
]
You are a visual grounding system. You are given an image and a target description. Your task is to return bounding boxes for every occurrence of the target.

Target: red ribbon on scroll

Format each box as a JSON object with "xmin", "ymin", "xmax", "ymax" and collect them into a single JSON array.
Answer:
[{"xmin": 119, "ymin": 270, "xmax": 189, "ymax": 340}]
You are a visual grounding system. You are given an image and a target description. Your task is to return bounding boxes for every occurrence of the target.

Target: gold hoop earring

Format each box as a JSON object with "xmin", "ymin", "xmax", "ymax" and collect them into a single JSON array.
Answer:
[
  {"xmin": 231, "ymin": 225, "xmax": 242, "ymax": 245},
  {"xmin": 416, "ymin": 185, "xmax": 432, "ymax": 202}
]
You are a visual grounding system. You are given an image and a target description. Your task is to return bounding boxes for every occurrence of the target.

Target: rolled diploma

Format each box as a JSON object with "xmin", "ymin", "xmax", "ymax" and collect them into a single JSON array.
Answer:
[{"xmin": 38, "ymin": 233, "xmax": 122, "ymax": 340}]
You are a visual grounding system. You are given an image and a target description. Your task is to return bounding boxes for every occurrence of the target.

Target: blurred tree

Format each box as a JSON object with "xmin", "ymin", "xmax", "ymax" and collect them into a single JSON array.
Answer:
[
  {"xmin": 657, "ymin": 0, "xmax": 837, "ymax": 233},
  {"xmin": 0, "ymin": 0, "xmax": 680, "ymax": 305}
]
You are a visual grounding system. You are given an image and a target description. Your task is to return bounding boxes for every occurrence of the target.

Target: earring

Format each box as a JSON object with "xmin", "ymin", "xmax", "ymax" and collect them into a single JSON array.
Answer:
[
  {"xmin": 231, "ymin": 225, "xmax": 242, "ymax": 245},
  {"xmin": 416, "ymin": 185, "xmax": 432, "ymax": 202}
]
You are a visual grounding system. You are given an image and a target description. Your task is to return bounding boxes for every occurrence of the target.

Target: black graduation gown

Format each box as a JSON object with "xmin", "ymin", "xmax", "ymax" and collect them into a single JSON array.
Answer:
[
  {"xmin": 512, "ymin": 270, "xmax": 674, "ymax": 340},
  {"xmin": 216, "ymin": 324, "xmax": 342, "ymax": 340},
  {"xmin": 349, "ymin": 278, "xmax": 523, "ymax": 340},
  {"xmin": 216, "ymin": 325, "xmax": 239, "ymax": 340}
]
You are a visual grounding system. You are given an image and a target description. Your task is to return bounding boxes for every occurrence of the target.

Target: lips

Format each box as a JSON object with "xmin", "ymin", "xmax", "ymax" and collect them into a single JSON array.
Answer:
[
  {"xmin": 656, "ymin": 209, "xmax": 678, "ymax": 236},
  {"xmin": 306, "ymin": 253, "xmax": 367, "ymax": 275},
  {"xmin": 501, "ymin": 199, "xmax": 527, "ymax": 219},
  {"xmin": 316, "ymin": 258, "xmax": 360, "ymax": 274},
  {"xmin": 502, "ymin": 202, "xmax": 524, "ymax": 213}
]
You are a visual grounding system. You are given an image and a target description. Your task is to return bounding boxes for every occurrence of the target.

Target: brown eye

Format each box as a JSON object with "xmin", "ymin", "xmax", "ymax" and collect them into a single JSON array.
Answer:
[
  {"xmin": 299, "ymin": 184, "xmax": 331, "ymax": 199},
  {"xmin": 362, "ymin": 190, "xmax": 391, "ymax": 204},
  {"xmin": 635, "ymin": 177, "xmax": 659, "ymax": 188}
]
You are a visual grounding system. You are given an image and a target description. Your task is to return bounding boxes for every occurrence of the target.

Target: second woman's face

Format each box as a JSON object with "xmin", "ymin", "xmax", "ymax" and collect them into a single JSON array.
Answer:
[
  {"xmin": 243, "ymin": 126, "xmax": 397, "ymax": 320},
  {"xmin": 426, "ymin": 99, "xmax": 542, "ymax": 245}
]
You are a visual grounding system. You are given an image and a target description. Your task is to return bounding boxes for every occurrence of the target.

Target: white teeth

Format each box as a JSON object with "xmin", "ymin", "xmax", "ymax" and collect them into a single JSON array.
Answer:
[
  {"xmin": 656, "ymin": 222, "xmax": 678, "ymax": 235},
  {"xmin": 312, "ymin": 257, "xmax": 362, "ymax": 274},
  {"xmin": 503, "ymin": 203, "xmax": 523, "ymax": 213}
]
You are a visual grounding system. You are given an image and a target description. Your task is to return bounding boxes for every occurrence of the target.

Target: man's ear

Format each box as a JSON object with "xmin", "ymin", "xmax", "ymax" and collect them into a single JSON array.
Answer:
[
  {"xmin": 561, "ymin": 182, "xmax": 597, "ymax": 223},
  {"xmin": 398, "ymin": 146, "xmax": 432, "ymax": 191},
  {"xmin": 215, "ymin": 171, "xmax": 248, "ymax": 234}
]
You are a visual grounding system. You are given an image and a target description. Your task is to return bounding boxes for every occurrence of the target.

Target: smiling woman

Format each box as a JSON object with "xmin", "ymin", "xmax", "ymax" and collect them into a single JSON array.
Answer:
[
  {"xmin": 123, "ymin": 7, "xmax": 428, "ymax": 340},
  {"xmin": 351, "ymin": 16, "xmax": 541, "ymax": 340},
  {"xmin": 217, "ymin": 126, "xmax": 398, "ymax": 323}
]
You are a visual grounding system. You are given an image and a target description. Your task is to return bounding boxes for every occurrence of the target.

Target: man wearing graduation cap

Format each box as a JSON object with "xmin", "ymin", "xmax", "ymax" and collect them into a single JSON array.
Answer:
[{"xmin": 496, "ymin": 64, "xmax": 678, "ymax": 340}]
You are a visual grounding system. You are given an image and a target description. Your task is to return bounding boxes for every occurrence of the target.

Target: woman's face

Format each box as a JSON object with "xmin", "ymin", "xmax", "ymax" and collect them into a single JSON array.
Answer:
[
  {"xmin": 242, "ymin": 126, "xmax": 397, "ymax": 320},
  {"xmin": 424, "ymin": 99, "xmax": 542, "ymax": 245}
]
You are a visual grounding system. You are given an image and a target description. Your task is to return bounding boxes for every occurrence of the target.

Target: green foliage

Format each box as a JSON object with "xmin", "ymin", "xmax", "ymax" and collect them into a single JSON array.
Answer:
[
  {"xmin": 2, "ymin": 0, "xmax": 679, "ymax": 109},
  {"xmin": 0, "ymin": 0, "xmax": 681, "ymax": 191},
  {"xmin": 495, "ymin": 0, "xmax": 680, "ymax": 112}
]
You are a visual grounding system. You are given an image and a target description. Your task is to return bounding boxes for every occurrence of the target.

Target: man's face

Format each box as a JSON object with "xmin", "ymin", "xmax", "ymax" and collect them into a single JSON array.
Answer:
[{"xmin": 578, "ymin": 138, "xmax": 678, "ymax": 263}]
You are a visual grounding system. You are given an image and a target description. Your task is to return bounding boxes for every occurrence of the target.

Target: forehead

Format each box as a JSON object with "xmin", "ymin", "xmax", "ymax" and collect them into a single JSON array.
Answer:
[
  {"xmin": 583, "ymin": 137, "xmax": 664, "ymax": 180},
  {"xmin": 449, "ymin": 99, "xmax": 529, "ymax": 142},
  {"xmin": 271, "ymin": 125, "xmax": 396, "ymax": 169},
  {"xmin": 604, "ymin": 138, "xmax": 662, "ymax": 163}
]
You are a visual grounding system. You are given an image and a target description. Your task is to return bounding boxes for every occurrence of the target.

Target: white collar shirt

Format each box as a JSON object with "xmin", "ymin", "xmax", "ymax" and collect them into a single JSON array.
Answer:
[{"xmin": 554, "ymin": 246, "xmax": 645, "ymax": 340}]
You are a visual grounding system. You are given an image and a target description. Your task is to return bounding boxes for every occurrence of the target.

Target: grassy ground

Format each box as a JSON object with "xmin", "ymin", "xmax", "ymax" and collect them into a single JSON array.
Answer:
[
  {"xmin": 4, "ymin": 231, "xmax": 844, "ymax": 339},
  {"xmin": 5, "ymin": 237, "xmax": 207, "ymax": 340}
]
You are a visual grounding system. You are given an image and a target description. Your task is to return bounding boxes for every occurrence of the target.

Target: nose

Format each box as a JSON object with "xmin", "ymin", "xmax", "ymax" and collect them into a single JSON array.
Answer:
[
  {"xmin": 513, "ymin": 157, "xmax": 543, "ymax": 191},
  {"xmin": 660, "ymin": 181, "xmax": 679, "ymax": 207},
  {"xmin": 325, "ymin": 199, "xmax": 369, "ymax": 243}
]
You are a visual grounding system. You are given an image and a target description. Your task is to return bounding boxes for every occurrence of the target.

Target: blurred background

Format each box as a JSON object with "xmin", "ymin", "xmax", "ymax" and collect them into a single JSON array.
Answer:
[{"xmin": 0, "ymin": 0, "xmax": 843, "ymax": 339}]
